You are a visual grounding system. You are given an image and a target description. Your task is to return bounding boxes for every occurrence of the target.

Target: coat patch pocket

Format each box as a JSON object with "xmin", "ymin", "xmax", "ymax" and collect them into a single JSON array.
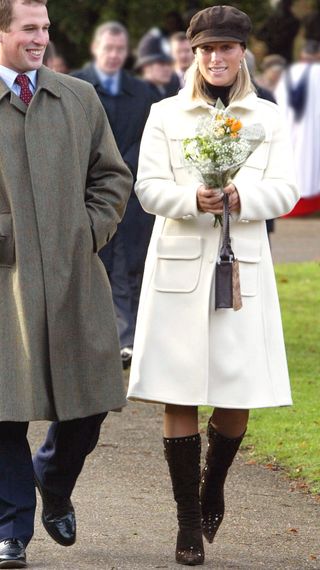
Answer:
[
  {"xmin": 153, "ymin": 236, "xmax": 202, "ymax": 293},
  {"xmin": 0, "ymin": 213, "xmax": 15, "ymax": 268},
  {"xmin": 231, "ymin": 237, "xmax": 261, "ymax": 297}
]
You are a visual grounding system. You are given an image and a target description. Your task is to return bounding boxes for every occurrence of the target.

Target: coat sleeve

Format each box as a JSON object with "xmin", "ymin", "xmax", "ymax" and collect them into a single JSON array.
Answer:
[
  {"xmin": 135, "ymin": 104, "xmax": 200, "ymax": 219},
  {"xmin": 234, "ymin": 107, "xmax": 299, "ymax": 222},
  {"xmin": 85, "ymin": 92, "xmax": 133, "ymax": 252}
]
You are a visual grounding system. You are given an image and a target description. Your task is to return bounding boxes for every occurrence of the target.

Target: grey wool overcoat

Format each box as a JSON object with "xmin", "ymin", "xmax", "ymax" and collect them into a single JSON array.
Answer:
[{"xmin": 0, "ymin": 66, "xmax": 133, "ymax": 421}]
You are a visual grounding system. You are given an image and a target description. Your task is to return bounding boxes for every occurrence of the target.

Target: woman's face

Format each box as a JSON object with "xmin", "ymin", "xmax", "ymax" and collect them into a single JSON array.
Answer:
[{"xmin": 196, "ymin": 41, "xmax": 245, "ymax": 86}]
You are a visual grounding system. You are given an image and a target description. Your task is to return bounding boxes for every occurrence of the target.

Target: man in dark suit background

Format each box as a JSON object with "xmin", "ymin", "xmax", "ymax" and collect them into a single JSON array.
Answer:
[{"xmin": 73, "ymin": 22, "xmax": 155, "ymax": 368}]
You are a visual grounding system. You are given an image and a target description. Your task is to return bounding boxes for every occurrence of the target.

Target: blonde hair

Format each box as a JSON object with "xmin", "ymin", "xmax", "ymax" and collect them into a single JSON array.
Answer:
[{"xmin": 186, "ymin": 55, "xmax": 254, "ymax": 103}]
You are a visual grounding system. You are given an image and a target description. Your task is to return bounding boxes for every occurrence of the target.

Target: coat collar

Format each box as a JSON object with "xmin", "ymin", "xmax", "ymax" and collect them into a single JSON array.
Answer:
[
  {"xmin": 177, "ymin": 85, "xmax": 258, "ymax": 113},
  {"xmin": 36, "ymin": 66, "xmax": 61, "ymax": 99},
  {"xmin": 0, "ymin": 76, "xmax": 10, "ymax": 103}
]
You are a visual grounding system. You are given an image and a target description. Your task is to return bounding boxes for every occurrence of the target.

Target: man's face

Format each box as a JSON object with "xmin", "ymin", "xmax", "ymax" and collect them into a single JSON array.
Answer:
[
  {"xmin": 171, "ymin": 39, "xmax": 194, "ymax": 72},
  {"xmin": 0, "ymin": 0, "xmax": 50, "ymax": 72},
  {"xmin": 92, "ymin": 31, "xmax": 128, "ymax": 74},
  {"xmin": 142, "ymin": 61, "xmax": 173, "ymax": 87}
]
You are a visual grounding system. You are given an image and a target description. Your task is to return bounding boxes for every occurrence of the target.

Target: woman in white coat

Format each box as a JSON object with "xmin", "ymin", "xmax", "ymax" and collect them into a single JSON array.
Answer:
[{"xmin": 128, "ymin": 5, "xmax": 299, "ymax": 566}]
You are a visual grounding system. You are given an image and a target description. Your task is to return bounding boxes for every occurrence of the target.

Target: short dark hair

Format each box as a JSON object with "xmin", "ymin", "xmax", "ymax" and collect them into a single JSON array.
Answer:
[
  {"xmin": 0, "ymin": 0, "xmax": 47, "ymax": 32},
  {"xmin": 92, "ymin": 21, "xmax": 128, "ymax": 44}
]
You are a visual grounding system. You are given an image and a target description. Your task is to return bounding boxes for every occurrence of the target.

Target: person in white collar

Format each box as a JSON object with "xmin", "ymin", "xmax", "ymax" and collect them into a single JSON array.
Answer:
[
  {"xmin": 0, "ymin": 0, "xmax": 131, "ymax": 567},
  {"xmin": 127, "ymin": 5, "xmax": 299, "ymax": 567}
]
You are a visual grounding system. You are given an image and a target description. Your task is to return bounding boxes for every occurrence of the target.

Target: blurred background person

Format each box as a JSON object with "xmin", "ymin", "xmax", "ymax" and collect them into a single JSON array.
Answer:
[
  {"xmin": 256, "ymin": 54, "xmax": 287, "ymax": 93},
  {"xmin": 72, "ymin": 22, "xmax": 155, "ymax": 369},
  {"xmin": 302, "ymin": 0, "xmax": 320, "ymax": 44},
  {"xmin": 44, "ymin": 41, "xmax": 69, "ymax": 73},
  {"xmin": 245, "ymin": 49, "xmax": 277, "ymax": 238},
  {"xmin": 160, "ymin": 10, "xmax": 185, "ymax": 37},
  {"xmin": 135, "ymin": 28, "xmax": 180, "ymax": 100},
  {"xmin": 254, "ymin": 0, "xmax": 300, "ymax": 63},
  {"xmin": 43, "ymin": 40, "xmax": 56, "ymax": 67},
  {"xmin": 50, "ymin": 54, "xmax": 69, "ymax": 73},
  {"xmin": 169, "ymin": 31, "xmax": 194, "ymax": 88},
  {"xmin": 275, "ymin": 40, "xmax": 320, "ymax": 216}
]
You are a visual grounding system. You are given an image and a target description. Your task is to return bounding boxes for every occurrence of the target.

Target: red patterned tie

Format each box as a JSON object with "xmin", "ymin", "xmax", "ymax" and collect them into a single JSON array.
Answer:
[{"xmin": 15, "ymin": 74, "xmax": 33, "ymax": 105}]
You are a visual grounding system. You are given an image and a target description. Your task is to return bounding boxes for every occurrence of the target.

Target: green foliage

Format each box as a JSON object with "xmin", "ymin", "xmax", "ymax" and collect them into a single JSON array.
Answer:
[
  {"xmin": 47, "ymin": 0, "xmax": 271, "ymax": 68},
  {"xmin": 201, "ymin": 261, "xmax": 320, "ymax": 495}
]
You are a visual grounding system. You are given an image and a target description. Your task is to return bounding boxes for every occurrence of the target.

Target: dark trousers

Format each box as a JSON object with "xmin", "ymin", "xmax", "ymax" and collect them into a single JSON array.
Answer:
[
  {"xmin": 99, "ymin": 196, "xmax": 154, "ymax": 350},
  {"xmin": 99, "ymin": 232, "xmax": 137, "ymax": 349},
  {"xmin": 0, "ymin": 413, "xmax": 107, "ymax": 546}
]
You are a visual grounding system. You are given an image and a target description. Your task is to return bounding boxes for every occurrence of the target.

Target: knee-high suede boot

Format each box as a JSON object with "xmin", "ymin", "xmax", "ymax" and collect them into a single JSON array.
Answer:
[
  {"xmin": 163, "ymin": 434, "xmax": 204, "ymax": 566},
  {"xmin": 200, "ymin": 421, "xmax": 245, "ymax": 543}
]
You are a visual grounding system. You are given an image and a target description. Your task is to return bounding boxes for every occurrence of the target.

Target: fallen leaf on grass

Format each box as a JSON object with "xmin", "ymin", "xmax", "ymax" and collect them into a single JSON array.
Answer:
[
  {"xmin": 265, "ymin": 463, "xmax": 280, "ymax": 471},
  {"xmin": 309, "ymin": 555, "xmax": 317, "ymax": 561}
]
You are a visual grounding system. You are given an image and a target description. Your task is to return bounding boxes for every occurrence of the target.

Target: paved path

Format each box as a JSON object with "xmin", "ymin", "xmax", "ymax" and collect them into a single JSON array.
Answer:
[
  {"xmin": 28, "ymin": 401, "xmax": 319, "ymax": 569},
  {"xmin": 26, "ymin": 216, "xmax": 320, "ymax": 569},
  {"xmin": 270, "ymin": 217, "xmax": 320, "ymax": 264}
]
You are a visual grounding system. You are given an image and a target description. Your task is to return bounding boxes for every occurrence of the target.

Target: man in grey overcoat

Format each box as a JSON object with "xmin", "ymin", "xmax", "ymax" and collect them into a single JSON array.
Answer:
[{"xmin": 0, "ymin": 0, "xmax": 132, "ymax": 567}]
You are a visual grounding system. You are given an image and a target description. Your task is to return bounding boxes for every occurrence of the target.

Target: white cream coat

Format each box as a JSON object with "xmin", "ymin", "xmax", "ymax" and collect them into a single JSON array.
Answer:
[{"xmin": 127, "ymin": 89, "xmax": 299, "ymax": 408}]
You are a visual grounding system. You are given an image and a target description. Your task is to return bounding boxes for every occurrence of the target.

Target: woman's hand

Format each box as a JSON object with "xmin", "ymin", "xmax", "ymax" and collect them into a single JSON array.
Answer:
[
  {"xmin": 223, "ymin": 183, "xmax": 240, "ymax": 213},
  {"xmin": 196, "ymin": 184, "xmax": 223, "ymax": 214},
  {"xmin": 196, "ymin": 183, "xmax": 240, "ymax": 214}
]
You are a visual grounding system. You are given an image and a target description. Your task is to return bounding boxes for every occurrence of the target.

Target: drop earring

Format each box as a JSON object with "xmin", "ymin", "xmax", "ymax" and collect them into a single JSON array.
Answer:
[{"xmin": 239, "ymin": 61, "xmax": 242, "ymax": 70}]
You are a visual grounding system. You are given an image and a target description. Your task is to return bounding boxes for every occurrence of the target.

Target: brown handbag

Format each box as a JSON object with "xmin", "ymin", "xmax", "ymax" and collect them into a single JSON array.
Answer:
[{"xmin": 215, "ymin": 194, "xmax": 242, "ymax": 311}]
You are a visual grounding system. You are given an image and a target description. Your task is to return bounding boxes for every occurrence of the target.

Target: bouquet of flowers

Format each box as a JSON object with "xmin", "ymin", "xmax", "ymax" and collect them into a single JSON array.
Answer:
[{"xmin": 183, "ymin": 100, "xmax": 265, "ymax": 226}]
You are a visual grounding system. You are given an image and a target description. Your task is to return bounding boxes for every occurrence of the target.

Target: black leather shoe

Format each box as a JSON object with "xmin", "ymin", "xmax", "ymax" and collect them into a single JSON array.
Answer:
[
  {"xmin": 0, "ymin": 539, "xmax": 26, "ymax": 568},
  {"xmin": 35, "ymin": 475, "xmax": 76, "ymax": 546},
  {"xmin": 121, "ymin": 347, "xmax": 133, "ymax": 370}
]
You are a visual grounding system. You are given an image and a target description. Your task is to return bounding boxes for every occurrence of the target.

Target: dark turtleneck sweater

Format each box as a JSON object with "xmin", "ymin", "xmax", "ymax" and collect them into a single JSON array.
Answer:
[{"xmin": 203, "ymin": 82, "xmax": 231, "ymax": 107}]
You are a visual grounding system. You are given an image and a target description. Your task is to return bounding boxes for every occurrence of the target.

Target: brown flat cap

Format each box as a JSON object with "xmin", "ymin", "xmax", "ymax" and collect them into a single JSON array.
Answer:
[{"xmin": 186, "ymin": 5, "xmax": 252, "ymax": 48}]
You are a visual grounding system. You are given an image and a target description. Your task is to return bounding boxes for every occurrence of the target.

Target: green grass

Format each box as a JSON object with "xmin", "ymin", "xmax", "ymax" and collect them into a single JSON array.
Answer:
[{"xmin": 201, "ymin": 262, "xmax": 320, "ymax": 495}]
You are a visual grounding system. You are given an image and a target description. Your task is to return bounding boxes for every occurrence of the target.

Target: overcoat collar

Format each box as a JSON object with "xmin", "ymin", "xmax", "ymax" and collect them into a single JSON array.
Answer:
[{"xmin": 35, "ymin": 66, "xmax": 62, "ymax": 98}]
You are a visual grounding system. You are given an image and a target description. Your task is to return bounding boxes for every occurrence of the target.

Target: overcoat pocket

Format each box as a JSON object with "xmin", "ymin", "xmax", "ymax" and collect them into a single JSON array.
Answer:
[
  {"xmin": 0, "ymin": 213, "xmax": 15, "ymax": 268},
  {"xmin": 232, "ymin": 237, "xmax": 261, "ymax": 297},
  {"xmin": 153, "ymin": 236, "xmax": 202, "ymax": 293}
]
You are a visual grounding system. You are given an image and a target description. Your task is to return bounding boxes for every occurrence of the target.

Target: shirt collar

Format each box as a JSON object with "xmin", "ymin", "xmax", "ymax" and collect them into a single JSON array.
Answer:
[
  {"xmin": 0, "ymin": 65, "xmax": 37, "ymax": 91},
  {"xmin": 94, "ymin": 65, "xmax": 120, "ymax": 93}
]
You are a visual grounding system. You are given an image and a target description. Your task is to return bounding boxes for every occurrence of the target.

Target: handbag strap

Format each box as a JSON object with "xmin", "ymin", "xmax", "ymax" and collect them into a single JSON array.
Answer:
[{"xmin": 219, "ymin": 193, "xmax": 234, "ymax": 261}]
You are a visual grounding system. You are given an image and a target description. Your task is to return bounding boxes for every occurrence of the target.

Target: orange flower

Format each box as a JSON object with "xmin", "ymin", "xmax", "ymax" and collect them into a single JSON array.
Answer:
[{"xmin": 230, "ymin": 119, "xmax": 242, "ymax": 133}]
